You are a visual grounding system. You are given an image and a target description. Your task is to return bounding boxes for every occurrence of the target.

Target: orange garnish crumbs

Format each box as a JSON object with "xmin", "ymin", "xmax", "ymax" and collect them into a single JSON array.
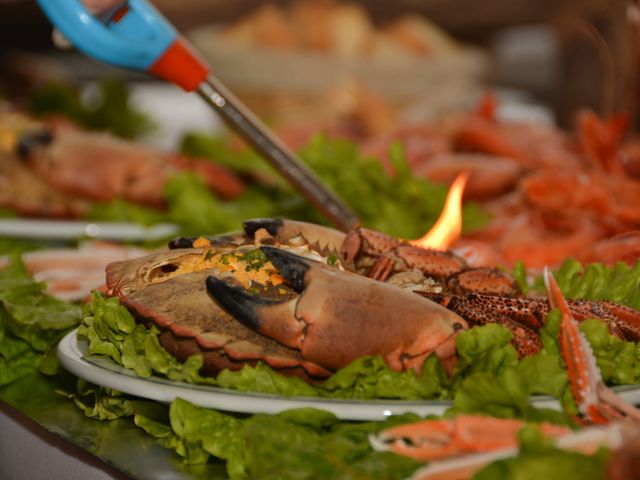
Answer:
[
  {"xmin": 270, "ymin": 272, "xmax": 285, "ymax": 286},
  {"xmin": 410, "ymin": 172, "xmax": 469, "ymax": 250},
  {"xmin": 192, "ymin": 237, "xmax": 212, "ymax": 248}
]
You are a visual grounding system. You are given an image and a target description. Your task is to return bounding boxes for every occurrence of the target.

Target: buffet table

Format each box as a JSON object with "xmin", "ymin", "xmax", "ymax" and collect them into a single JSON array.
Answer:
[{"xmin": 0, "ymin": 376, "xmax": 227, "ymax": 480}]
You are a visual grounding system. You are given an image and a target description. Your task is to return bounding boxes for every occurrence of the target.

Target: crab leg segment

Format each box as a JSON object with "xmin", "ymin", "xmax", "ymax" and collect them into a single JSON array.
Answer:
[
  {"xmin": 340, "ymin": 228, "xmax": 401, "ymax": 264},
  {"xmin": 406, "ymin": 423, "xmax": 632, "ymax": 480},
  {"xmin": 206, "ymin": 246, "xmax": 468, "ymax": 372},
  {"xmin": 340, "ymin": 228, "xmax": 468, "ymax": 281},
  {"xmin": 370, "ymin": 415, "xmax": 569, "ymax": 461},
  {"xmin": 544, "ymin": 268, "xmax": 603, "ymax": 422},
  {"xmin": 544, "ymin": 268, "xmax": 640, "ymax": 424}
]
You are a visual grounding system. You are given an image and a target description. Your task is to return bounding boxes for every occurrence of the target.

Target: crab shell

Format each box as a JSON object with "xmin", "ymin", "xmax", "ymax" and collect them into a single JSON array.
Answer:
[
  {"xmin": 169, "ymin": 218, "xmax": 346, "ymax": 256},
  {"xmin": 106, "ymin": 246, "xmax": 333, "ymax": 380},
  {"xmin": 206, "ymin": 246, "xmax": 468, "ymax": 373}
]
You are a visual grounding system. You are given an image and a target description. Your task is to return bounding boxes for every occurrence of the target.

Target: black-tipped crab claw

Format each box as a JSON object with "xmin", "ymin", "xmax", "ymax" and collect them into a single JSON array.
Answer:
[{"xmin": 206, "ymin": 246, "xmax": 468, "ymax": 373}]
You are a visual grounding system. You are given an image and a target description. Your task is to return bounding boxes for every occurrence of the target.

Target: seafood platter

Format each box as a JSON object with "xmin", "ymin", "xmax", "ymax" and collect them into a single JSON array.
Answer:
[
  {"xmin": 2, "ymin": 87, "xmax": 640, "ymax": 477},
  {"xmin": 52, "ymin": 210, "xmax": 640, "ymax": 478},
  {"xmin": 2, "ymin": 3, "xmax": 640, "ymax": 477}
]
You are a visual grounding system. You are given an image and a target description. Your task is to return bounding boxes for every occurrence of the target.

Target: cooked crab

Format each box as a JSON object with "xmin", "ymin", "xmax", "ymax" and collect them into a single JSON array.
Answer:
[{"xmin": 105, "ymin": 238, "xmax": 333, "ymax": 380}]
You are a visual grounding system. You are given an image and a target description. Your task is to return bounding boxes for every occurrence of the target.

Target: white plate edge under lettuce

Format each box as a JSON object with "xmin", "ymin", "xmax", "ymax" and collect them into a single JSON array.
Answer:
[{"xmin": 58, "ymin": 329, "xmax": 640, "ymax": 421}]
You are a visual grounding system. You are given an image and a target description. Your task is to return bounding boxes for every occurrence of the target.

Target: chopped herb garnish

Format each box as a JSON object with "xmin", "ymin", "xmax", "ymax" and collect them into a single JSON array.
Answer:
[{"xmin": 239, "ymin": 249, "xmax": 269, "ymax": 272}]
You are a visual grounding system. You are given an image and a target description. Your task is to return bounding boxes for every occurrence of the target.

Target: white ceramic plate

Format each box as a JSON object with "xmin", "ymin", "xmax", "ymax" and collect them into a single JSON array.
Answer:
[
  {"xmin": 58, "ymin": 330, "xmax": 640, "ymax": 421},
  {"xmin": 0, "ymin": 219, "xmax": 179, "ymax": 241}
]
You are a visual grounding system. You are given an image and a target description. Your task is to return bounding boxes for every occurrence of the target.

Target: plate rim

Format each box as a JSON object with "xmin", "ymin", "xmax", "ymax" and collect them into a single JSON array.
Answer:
[
  {"xmin": 0, "ymin": 219, "xmax": 179, "ymax": 241},
  {"xmin": 58, "ymin": 329, "xmax": 589, "ymax": 421}
]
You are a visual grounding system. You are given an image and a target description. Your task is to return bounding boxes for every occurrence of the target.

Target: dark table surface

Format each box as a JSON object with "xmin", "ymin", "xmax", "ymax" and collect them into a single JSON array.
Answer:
[{"xmin": 0, "ymin": 374, "xmax": 228, "ymax": 480}]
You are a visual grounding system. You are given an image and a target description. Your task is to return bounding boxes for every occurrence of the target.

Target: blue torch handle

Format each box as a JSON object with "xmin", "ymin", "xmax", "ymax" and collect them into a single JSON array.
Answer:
[{"xmin": 36, "ymin": 0, "xmax": 177, "ymax": 71}]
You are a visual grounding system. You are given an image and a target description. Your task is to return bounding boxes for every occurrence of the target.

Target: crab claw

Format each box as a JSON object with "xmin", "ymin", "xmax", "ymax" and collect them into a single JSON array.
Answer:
[
  {"xmin": 544, "ymin": 268, "xmax": 640, "ymax": 424},
  {"xmin": 370, "ymin": 415, "xmax": 569, "ymax": 461},
  {"xmin": 242, "ymin": 218, "xmax": 346, "ymax": 255},
  {"xmin": 206, "ymin": 246, "xmax": 468, "ymax": 372}
]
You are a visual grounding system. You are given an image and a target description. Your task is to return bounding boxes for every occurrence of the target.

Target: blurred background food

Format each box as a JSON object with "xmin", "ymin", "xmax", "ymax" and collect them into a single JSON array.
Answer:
[
  {"xmin": 188, "ymin": 0, "xmax": 487, "ymax": 124},
  {"xmin": 0, "ymin": 0, "xmax": 638, "ymax": 270},
  {"xmin": 2, "ymin": 0, "xmax": 637, "ymax": 125}
]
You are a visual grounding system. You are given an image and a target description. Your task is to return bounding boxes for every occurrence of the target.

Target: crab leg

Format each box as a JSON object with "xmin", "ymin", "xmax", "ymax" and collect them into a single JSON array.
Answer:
[
  {"xmin": 206, "ymin": 246, "xmax": 467, "ymax": 372},
  {"xmin": 370, "ymin": 415, "xmax": 569, "ymax": 461},
  {"xmin": 405, "ymin": 423, "xmax": 632, "ymax": 480},
  {"xmin": 544, "ymin": 268, "xmax": 640, "ymax": 424},
  {"xmin": 340, "ymin": 228, "xmax": 468, "ymax": 280}
]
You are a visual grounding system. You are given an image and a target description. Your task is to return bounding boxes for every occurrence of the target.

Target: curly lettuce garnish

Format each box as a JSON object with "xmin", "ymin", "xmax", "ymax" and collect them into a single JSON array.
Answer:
[
  {"xmin": 0, "ymin": 256, "xmax": 81, "ymax": 383},
  {"xmin": 513, "ymin": 258, "xmax": 640, "ymax": 310}
]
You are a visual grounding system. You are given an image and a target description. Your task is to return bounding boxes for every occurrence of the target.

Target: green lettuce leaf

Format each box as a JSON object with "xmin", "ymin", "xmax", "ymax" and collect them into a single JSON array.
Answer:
[
  {"xmin": 164, "ymin": 172, "xmax": 240, "ymax": 236},
  {"xmin": 161, "ymin": 398, "xmax": 420, "ymax": 479},
  {"xmin": 241, "ymin": 410, "xmax": 419, "ymax": 480},
  {"xmin": 515, "ymin": 353, "xmax": 567, "ymax": 398},
  {"xmin": 473, "ymin": 425, "xmax": 610, "ymax": 480},
  {"xmin": 516, "ymin": 258, "xmax": 640, "ymax": 311},
  {"xmin": 319, "ymin": 355, "xmax": 449, "ymax": 400},
  {"xmin": 132, "ymin": 401, "xmax": 173, "ymax": 439},
  {"xmin": 65, "ymin": 379, "xmax": 137, "ymax": 420},
  {"xmin": 180, "ymin": 133, "xmax": 490, "ymax": 239},
  {"xmin": 0, "ymin": 257, "xmax": 81, "ymax": 383},
  {"xmin": 580, "ymin": 319, "xmax": 639, "ymax": 385},
  {"xmin": 0, "ymin": 347, "xmax": 40, "ymax": 386},
  {"xmin": 180, "ymin": 132, "xmax": 275, "ymax": 179},
  {"xmin": 169, "ymin": 397, "xmax": 247, "ymax": 472},
  {"xmin": 454, "ymin": 323, "xmax": 519, "ymax": 377},
  {"xmin": 0, "ymin": 258, "xmax": 81, "ymax": 349},
  {"xmin": 79, "ymin": 293, "xmax": 137, "ymax": 364},
  {"xmin": 298, "ymin": 136, "xmax": 489, "ymax": 237},
  {"xmin": 449, "ymin": 368, "xmax": 529, "ymax": 418},
  {"xmin": 448, "ymin": 324, "xmax": 572, "ymax": 425},
  {"xmin": 79, "ymin": 292, "xmax": 215, "ymax": 385},
  {"xmin": 86, "ymin": 199, "xmax": 166, "ymax": 227},
  {"xmin": 217, "ymin": 362, "xmax": 318, "ymax": 397},
  {"xmin": 28, "ymin": 79, "xmax": 155, "ymax": 139}
]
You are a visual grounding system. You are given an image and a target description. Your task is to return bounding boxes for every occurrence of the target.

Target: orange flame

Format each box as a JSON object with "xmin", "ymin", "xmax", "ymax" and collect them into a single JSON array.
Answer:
[{"xmin": 410, "ymin": 172, "xmax": 469, "ymax": 250}]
